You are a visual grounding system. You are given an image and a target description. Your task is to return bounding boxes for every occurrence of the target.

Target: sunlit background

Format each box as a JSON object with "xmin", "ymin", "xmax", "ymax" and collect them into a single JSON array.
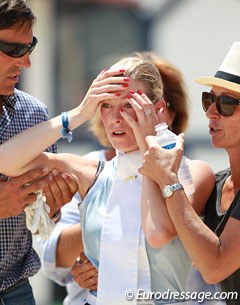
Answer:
[{"xmin": 20, "ymin": 0, "xmax": 240, "ymax": 304}]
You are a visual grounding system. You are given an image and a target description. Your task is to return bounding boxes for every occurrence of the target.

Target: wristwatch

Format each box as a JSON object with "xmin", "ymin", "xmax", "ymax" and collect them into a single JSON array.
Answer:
[{"xmin": 162, "ymin": 183, "xmax": 184, "ymax": 198}]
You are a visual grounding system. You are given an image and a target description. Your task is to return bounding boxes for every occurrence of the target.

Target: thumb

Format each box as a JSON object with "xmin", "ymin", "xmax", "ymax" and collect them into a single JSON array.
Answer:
[
  {"xmin": 145, "ymin": 135, "xmax": 158, "ymax": 147},
  {"xmin": 176, "ymin": 133, "xmax": 185, "ymax": 151},
  {"xmin": 79, "ymin": 252, "xmax": 89, "ymax": 264}
]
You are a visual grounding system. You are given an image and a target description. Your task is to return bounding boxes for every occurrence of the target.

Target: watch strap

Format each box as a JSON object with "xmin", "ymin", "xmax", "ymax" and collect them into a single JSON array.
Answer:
[{"xmin": 162, "ymin": 183, "xmax": 184, "ymax": 198}]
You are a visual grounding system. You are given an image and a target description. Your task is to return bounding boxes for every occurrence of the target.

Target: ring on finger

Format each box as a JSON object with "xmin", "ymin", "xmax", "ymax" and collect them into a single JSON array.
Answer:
[{"xmin": 144, "ymin": 109, "xmax": 152, "ymax": 116}]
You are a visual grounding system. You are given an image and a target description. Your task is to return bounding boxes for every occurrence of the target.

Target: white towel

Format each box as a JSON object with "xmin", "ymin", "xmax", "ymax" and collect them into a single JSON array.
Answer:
[
  {"xmin": 97, "ymin": 151, "xmax": 151, "ymax": 305},
  {"xmin": 24, "ymin": 190, "xmax": 55, "ymax": 239}
]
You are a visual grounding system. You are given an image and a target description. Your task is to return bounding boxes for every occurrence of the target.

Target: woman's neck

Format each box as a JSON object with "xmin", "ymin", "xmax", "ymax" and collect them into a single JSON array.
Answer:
[{"xmin": 228, "ymin": 150, "xmax": 240, "ymax": 189}]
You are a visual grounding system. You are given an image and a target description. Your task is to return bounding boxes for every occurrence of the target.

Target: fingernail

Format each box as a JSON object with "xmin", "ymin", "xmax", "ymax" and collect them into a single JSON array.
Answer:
[
  {"xmin": 119, "ymin": 69, "xmax": 125, "ymax": 73},
  {"xmin": 129, "ymin": 89, "xmax": 135, "ymax": 94},
  {"xmin": 137, "ymin": 90, "xmax": 143, "ymax": 95},
  {"xmin": 124, "ymin": 77, "xmax": 130, "ymax": 82},
  {"xmin": 52, "ymin": 169, "xmax": 59, "ymax": 176},
  {"xmin": 115, "ymin": 92, "xmax": 121, "ymax": 96},
  {"xmin": 127, "ymin": 94, "xmax": 131, "ymax": 99},
  {"xmin": 42, "ymin": 167, "xmax": 48, "ymax": 173},
  {"xmin": 120, "ymin": 106, "xmax": 124, "ymax": 112},
  {"xmin": 160, "ymin": 107, "xmax": 165, "ymax": 113},
  {"xmin": 123, "ymin": 83, "xmax": 129, "ymax": 88},
  {"xmin": 61, "ymin": 173, "xmax": 67, "ymax": 179}
]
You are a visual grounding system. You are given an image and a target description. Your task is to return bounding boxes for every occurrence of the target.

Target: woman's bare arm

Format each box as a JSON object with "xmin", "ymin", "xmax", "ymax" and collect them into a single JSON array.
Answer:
[
  {"xmin": 141, "ymin": 159, "xmax": 215, "ymax": 248},
  {"xmin": 56, "ymin": 223, "xmax": 83, "ymax": 267},
  {"xmin": 141, "ymin": 135, "xmax": 240, "ymax": 283},
  {"xmin": 0, "ymin": 69, "xmax": 127, "ymax": 177}
]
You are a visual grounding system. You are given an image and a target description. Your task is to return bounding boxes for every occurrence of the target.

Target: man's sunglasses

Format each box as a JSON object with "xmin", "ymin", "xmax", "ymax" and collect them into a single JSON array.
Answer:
[
  {"xmin": 202, "ymin": 91, "xmax": 240, "ymax": 117},
  {"xmin": 0, "ymin": 36, "xmax": 38, "ymax": 58}
]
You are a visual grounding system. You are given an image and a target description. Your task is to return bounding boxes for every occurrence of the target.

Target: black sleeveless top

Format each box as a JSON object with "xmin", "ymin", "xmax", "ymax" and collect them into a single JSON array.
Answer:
[{"xmin": 204, "ymin": 168, "xmax": 240, "ymax": 304}]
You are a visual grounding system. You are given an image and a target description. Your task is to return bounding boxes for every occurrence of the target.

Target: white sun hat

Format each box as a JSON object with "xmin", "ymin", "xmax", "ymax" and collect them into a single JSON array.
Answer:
[{"xmin": 195, "ymin": 42, "xmax": 240, "ymax": 93}]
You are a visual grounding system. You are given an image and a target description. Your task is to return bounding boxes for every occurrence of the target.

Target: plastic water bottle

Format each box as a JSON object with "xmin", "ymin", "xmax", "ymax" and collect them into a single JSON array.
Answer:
[{"xmin": 155, "ymin": 122, "xmax": 195, "ymax": 195}]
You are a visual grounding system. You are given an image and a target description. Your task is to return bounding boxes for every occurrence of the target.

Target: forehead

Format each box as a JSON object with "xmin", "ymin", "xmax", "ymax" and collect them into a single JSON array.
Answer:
[
  {"xmin": 129, "ymin": 79, "xmax": 147, "ymax": 91},
  {"xmin": 0, "ymin": 22, "xmax": 33, "ymax": 42},
  {"xmin": 117, "ymin": 79, "xmax": 148, "ymax": 100},
  {"xmin": 211, "ymin": 86, "xmax": 240, "ymax": 98},
  {"xmin": 101, "ymin": 79, "xmax": 148, "ymax": 105}
]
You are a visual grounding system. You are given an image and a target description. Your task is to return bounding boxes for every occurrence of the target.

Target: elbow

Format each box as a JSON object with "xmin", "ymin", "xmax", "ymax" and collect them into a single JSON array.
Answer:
[
  {"xmin": 198, "ymin": 266, "xmax": 224, "ymax": 284},
  {"xmin": 145, "ymin": 229, "xmax": 177, "ymax": 249},
  {"xmin": 202, "ymin": 273, "xmax": 222, "ymax": 285}
]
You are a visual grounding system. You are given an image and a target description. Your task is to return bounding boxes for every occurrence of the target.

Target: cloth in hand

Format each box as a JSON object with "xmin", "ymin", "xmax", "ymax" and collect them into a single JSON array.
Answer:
[{"xmin": 24, "ymin": 190, "xmax": 55, "ymax": 239}]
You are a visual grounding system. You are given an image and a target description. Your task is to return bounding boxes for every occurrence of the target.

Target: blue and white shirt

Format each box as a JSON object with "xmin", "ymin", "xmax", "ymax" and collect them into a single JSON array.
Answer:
[{"xmin": 0, "ymin": 88, "xmax": 56, "ymax": 291}]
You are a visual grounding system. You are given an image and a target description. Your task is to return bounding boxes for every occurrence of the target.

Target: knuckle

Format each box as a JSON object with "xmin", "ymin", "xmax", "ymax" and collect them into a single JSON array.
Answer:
[
  {"xmin": 63, "ymin": 194, "xmax": 72, "ymax": 203},
  {"xmin": 71, "ymin": 268, "xmax": 77, "ymax": 277},
  {"xmin": 45, "ymin": 194, "xmax": 54, "ymax": 204}
]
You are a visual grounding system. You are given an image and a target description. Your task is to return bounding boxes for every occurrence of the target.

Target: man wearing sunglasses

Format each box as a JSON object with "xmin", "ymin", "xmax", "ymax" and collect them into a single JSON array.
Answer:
[
  {"xmin": 140, "ymin": 41, "xmax": 240, "ymax": 304},
  {"xmin": 0, "ymin": 1, "xmax": 78, "ymax": 305}
]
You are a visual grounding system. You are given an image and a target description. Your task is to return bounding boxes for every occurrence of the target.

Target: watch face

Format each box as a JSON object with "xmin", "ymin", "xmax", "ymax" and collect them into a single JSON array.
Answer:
[
  {"xmin": 163, "ymin": 185, "xmax": 173, "ymax": 198},
  {"xmin": 162, "ymin": 183, "xmax": 183, "ymax": 198}
]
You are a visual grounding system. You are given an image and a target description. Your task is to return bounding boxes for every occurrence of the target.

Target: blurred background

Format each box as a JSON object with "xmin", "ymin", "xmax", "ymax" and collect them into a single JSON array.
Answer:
[{"xmin": 19, "ymin": 0, "xmax": 239, "ymax": 304}]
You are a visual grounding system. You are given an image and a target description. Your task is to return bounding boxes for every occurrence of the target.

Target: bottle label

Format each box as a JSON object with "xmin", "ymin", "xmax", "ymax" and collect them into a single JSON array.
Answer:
[{"xmin": 162, "ymin": 143, "xmax": 176, "ymax": 150}]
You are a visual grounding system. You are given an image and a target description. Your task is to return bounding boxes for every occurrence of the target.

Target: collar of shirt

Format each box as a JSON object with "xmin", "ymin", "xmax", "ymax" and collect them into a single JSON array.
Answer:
[{"xmin": 2, "ymin": 90, "xmax": 17, "ymax": 110}]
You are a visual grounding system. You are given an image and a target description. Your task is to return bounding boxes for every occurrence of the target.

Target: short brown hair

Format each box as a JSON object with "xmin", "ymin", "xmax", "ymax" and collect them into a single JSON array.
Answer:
[{"xmin": 0, "ymin": 0, "xmax": 36, "ymax": 30}]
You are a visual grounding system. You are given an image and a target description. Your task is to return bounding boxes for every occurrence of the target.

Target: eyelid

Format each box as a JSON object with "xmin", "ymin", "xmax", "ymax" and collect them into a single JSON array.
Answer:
[
  {"xmin": 124, "ymin": 103, "xmax": 133, "ymax": 108},
  {"xmin": 101, "ymin": 103, "xmax": 112, "ymax": 108}
]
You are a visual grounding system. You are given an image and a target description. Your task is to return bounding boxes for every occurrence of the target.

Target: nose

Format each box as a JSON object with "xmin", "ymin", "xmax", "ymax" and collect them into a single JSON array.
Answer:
[
  {"xmin": 15, "ymin": 52, "xmax": 31, "ymax": 69},
  {"xmin": 112, "ymin": 106, "xmax": 123, "ymax": 123},
  {"xmin": 206, "ymin": 102, "xmax": 219, "ymax": 119}
]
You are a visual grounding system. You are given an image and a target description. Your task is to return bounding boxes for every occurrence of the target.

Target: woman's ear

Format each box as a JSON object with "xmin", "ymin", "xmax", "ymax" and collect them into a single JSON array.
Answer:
[
  {"xmin": 154, "ymin": 99, "xmax": 167, "ymax": 123},
  {"xmin": 155, "ymin": 99, "xmax": 167, "ymax": 113},
  {"xmin": 154, "ymin": 99, "xmax": 176, "ymax": 129}
]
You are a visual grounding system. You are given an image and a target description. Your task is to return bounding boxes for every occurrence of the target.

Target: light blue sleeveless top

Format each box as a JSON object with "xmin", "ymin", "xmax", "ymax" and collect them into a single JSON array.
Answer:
[{"xmin": 79, "ymin": 157, "xmax": 191, "ymax": 304}]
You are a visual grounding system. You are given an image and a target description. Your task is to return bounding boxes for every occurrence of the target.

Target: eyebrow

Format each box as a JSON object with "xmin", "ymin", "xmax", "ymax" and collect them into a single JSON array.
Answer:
[{"xmin": 210, "ymin": 90, "xmax": 240, "ymax": 99}]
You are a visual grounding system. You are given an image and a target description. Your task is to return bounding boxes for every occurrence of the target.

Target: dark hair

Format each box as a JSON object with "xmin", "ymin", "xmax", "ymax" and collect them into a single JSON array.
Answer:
[{"xmin": 0, "ymin": 0, "xmax": 36, "ymax": 30}]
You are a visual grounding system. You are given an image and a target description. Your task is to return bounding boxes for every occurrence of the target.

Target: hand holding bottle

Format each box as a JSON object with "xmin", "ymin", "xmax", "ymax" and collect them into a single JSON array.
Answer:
[{"xmin": 155, "ymin": 122, "xmax": 195, "ymax": 195}]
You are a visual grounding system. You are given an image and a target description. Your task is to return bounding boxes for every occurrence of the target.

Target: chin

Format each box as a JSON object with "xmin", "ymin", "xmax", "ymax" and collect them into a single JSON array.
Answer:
[
  {"xmin": 111, "ymin": 138, "xmax": 138, "ymax": 153},
  {"xmin": 2, "ymin": 87, "xmax": 15, "ymax": 96},
  {"xmin": 114, "ymin": 145, "xmax": 137, "ymax": 153},
  {"xmin": 211, "ymin": 141, "xmax": 224, "ymax": 149}
]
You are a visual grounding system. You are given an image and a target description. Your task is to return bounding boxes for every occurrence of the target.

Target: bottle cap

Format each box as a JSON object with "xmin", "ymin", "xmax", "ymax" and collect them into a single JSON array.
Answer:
[{"xmin": 155, "ymin": 122, "xmax": 168, "ymax": 132}]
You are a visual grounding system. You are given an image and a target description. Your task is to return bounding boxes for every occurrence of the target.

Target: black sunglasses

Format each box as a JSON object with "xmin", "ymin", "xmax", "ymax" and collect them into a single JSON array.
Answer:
[
  {"xmin": 0, "ymin": 36, "xmax": 38, "ymax": 58},
  {"xmin": 202, "ymin": 91, "xmax": 240, "ymax": 117}
]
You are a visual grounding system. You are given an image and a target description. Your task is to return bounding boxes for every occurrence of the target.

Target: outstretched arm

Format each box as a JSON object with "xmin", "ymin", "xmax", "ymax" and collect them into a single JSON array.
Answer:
[{"xmin": 0, "ymin": 69, "xmax": 128, "ymax": 177}]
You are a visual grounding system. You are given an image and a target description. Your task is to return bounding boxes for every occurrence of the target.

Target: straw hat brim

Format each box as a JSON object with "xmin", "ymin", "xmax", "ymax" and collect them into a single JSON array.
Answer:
[{"xmin": 195, "ymin": 76, "xmax": 240, "ymax": 93}]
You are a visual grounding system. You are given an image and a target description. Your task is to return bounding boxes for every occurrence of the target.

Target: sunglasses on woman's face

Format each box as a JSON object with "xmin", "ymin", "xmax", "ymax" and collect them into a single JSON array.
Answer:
[
  {"xmin": 0, "ymin": 36, "xmax": 38, "ymax": 58},
  {"xmin": 202, "ymin": 91, "xmax": 240, "ymax": 117}
]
